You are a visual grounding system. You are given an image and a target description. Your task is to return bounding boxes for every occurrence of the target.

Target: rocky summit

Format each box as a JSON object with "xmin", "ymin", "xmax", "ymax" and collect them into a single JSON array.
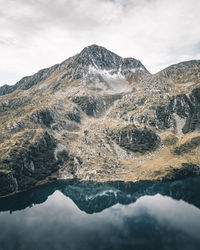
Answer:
[{"xmin": 0, "ymin": 44, "xmax": 200, "ymax": 197}]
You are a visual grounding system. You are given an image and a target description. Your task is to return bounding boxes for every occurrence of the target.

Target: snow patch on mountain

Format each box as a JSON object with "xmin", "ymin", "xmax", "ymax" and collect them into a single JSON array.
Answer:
[{"xmin": 85, "ymin": 65, "xmax": 132, "ymax": 94}]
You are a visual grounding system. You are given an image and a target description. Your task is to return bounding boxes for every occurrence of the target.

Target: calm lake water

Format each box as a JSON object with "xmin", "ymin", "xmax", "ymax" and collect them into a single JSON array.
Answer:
[{"xmin": 0, "ymin": 177, "xmax": 200, "ymax": 250}]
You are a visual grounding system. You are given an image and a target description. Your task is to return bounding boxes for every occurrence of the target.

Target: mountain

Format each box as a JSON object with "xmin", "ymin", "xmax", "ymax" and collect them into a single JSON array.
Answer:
[
  {"xmin": 0, "ymin": 44, "xmax": 200, "ymax": 197},
  {"xmin": 0, "ymin": 45, "xmax": 149, "ymax": 96}
]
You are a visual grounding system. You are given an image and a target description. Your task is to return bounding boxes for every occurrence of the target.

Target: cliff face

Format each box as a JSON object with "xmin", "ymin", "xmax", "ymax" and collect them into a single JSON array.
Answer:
[
  {"xmin": 0, "ymin": 130, "xmax": 68, "ymax": 197},
  {"xmin": 0, "ymin": 44, "xmax": 200, "ymax": 197}
]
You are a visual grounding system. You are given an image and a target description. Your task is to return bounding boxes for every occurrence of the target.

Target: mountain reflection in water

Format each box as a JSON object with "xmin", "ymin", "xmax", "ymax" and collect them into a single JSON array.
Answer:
[{"xmin": 0, "ymin": 177, "xmax": 200, "ymax": 250}]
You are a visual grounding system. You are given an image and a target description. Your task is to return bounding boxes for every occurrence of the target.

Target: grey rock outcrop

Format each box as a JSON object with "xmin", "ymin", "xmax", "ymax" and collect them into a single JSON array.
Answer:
[
  {"xmin": 0, "ymin": 84, "xmax": 16, "ymax": 96},
  {"xmin": 152, "ymin": 87, "xmax": 200, "ymax": 132},
  {"xmin": 110, "ymin": 126, "xmax": 160, "ymax": 153},
  {"xmin": 0, "ymin": 132, "xmax": 68, "ymax": 195},
  {"xmin": 0, "ymin": 170, "xmax": 18, "ymax": 196}
]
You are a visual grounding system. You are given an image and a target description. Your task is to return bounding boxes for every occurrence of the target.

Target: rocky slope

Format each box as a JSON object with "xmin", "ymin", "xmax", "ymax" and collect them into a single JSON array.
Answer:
[{"xmin": 0, "ymin": 44, "xmax": 200, "ymax": 197}]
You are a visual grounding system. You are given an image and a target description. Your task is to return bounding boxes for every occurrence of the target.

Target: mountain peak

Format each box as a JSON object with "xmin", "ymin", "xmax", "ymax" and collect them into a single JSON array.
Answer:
[
  {"xmin": 0, "ymin": 44, "xmax": 150, "ymax": 95},
  {"xmin": 77, "ymin": 44, "xmax": 122, "ymax": 70},
  {"xmin": 82, "ymin": 44, "xmax": 107, "ymax": 52},
  {"xmin": 81, "ymin": 44, "xmax": 116, "ymax": 55},
  {"xmin": 70, "ymin": 44, "xmax": 150, "ymax": 80}
]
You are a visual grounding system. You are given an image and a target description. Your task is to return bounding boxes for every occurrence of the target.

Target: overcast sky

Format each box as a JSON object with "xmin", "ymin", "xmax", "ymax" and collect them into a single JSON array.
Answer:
[{"xmin": 0, "ymin": 0, "xmax": 200, "ymax": 85}]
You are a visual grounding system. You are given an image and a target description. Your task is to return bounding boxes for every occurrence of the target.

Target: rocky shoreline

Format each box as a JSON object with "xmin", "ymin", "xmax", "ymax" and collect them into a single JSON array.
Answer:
[{"xmin": 1, "ymin": 163, "xmax": 199, "ymax": 198}]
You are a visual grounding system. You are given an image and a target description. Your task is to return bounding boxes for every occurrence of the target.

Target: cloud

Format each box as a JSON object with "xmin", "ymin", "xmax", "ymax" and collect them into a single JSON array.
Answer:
[{"xmin": 0, "ymin": 0, "xmax": 200, "ymax": 85}]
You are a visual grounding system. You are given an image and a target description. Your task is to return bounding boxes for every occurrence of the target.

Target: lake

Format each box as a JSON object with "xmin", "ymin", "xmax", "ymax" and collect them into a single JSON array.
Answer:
[{"xmin": 0, "ymin": 177, "xmax": 200, "ymax": 250}]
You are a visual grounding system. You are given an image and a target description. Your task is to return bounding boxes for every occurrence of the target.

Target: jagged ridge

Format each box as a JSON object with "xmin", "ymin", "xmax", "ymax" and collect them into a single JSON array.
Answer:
[{"xmin": 0, "ymin": 44, "xmax": 149, "ymax": 96}]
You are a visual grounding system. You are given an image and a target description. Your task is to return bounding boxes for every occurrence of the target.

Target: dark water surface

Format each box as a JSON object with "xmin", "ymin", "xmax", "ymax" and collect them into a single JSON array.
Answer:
[{"xmin": 0, "ymin": 177, "xmax": 200, "ymax": 250}]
